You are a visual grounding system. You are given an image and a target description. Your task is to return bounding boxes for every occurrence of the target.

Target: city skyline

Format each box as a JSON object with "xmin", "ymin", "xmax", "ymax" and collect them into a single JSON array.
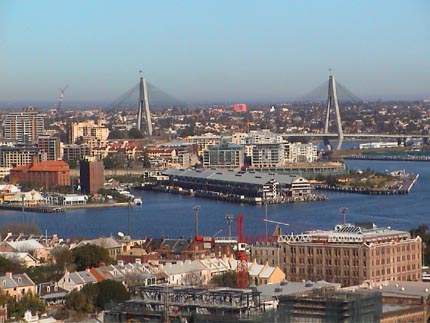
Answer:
[{"xmin": 1, "ymin": 0, "xmax": 429, "ymax": 104}]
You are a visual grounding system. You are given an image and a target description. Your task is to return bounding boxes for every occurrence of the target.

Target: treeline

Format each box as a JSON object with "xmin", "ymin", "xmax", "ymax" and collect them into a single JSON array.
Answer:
[{"xmin": 410, "ymin": 224, "xmax": 429, "ymax": 265}]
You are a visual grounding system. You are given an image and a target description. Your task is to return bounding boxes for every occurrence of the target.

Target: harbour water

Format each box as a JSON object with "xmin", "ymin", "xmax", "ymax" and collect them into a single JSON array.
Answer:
[{"xmin": 0, "ymin": 159, "xmax": 429, "ymax": 239}]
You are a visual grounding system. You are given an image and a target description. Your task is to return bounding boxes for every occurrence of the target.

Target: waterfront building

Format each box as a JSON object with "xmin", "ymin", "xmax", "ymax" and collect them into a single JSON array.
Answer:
[
  {"xmin": 69, "ymin": 120, "xmax": 109, "ymax": 147},
  {"xmin": 62, "ymin": 144, "xmax": 91, "ymax": 161},
  {"xmin": 202, "ymin": 143, "xmax": 245, "ymax": 169},
  {"xmin": 37, "ymin": 135, "xmax": 61, "ymax": 160},
  {"xmin": 162, "ymin": 168, "xmax": 311, "ymax": 203},
  {"xmin": 79, "ymin": 159, "xmax": 104, "ymax": 194},
  {"xmin": 2, "ymin": 107, "xmax": 44, "ymax": 143},
  {"xmin": 10, "ymin": 158, "xmax": 71, "ymax": 189},
  {"xmin": 252, "ymin": 223, "xmax": 422, "ymax": 287},
  {"xmin": 251, "ymin": 142, "xmax": 285, "ymax": 168}
]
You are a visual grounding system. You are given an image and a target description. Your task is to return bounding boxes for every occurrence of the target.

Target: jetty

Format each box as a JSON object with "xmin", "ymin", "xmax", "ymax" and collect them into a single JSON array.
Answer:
[
  {"xmin": 314, "ymin": 173, "xmax": 419, "ymax": 195},
  {"xmin": 0, "ymin": 202, "xmax": 131, "ymax": 213}
]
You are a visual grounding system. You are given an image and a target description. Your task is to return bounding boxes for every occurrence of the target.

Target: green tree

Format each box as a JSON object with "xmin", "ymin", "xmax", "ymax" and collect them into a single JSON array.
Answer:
[
  {"xmin": 65, "ymin": 289, "xmax": 91, "ymax": 313},
  {"xmin": 8, "ymin": 292, "xmax": 45, "ymax": 319},
  {"xmin": 210, "ymin": 271, "xmax": 237, "ymax": 287},
  {"xmin": 141, "ymin": 149, "xmax": 151, "ymax": 168},
  {"xmin": 51, "ymin": 246, "xmax": 74, "ymax": 270},
  {"xmin": 410, "ymin": 224, "xmax": 430, "ymax": 265},
  {"xmin": 95, "ymin": 280, "xmax": 129, "ymax": 310},
  {"xmin": 128, "ymin": 128, "xmax": 144, "ymax": 139},
  {"xmin": 108, "ymin": 129, "xmax": 128, "ymax": 140},
  {"xmin": 72, "ymin": 244, "xmax": 113, "ymax": 271},
  {"xmin": 0, "ymin": 255, "xmax": 24, "ymax": 275}
]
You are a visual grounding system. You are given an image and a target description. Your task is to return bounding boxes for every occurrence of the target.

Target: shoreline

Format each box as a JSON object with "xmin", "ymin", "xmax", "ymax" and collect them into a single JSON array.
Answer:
[{"xmin": 0, "ymin": 202, "xmax": 131, "ymax": 213}]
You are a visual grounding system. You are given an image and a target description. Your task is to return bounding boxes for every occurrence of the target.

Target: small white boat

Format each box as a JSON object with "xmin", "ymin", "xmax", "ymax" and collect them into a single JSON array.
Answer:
[{"xmin": 133, "ymin": 198, "xmax": 142, "ymax": 206}]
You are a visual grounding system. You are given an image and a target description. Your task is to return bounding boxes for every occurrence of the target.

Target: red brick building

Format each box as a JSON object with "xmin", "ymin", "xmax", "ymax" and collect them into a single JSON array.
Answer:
[{"xmin": 10, "ymin": 158, "xmax": 70, "ymax": 189}]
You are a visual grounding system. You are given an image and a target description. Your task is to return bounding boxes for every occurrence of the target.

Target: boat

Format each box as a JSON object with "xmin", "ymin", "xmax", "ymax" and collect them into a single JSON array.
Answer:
[{"xmin": 133, "ymin": 198, "xmax": 142, "ymax": 206}]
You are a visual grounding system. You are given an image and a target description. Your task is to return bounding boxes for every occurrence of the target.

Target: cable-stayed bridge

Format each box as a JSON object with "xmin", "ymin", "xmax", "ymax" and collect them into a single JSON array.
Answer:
[{"xmin": 108, "ymin": 72, "xmax": 430, "ymax": 147}]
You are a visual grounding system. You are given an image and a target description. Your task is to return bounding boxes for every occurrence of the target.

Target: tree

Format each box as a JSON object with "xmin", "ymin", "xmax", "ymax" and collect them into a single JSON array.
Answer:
[
  {"xmin": 0, "ymin": 255, "xmax": 24, "ymax": 275},
  {"xmin": 410, "ymin": 224, "xmax": 430, "ymax": 265},
  {"xmin": 141, "ymin": 150, "xmax": 151, "ymax": 168},
  {"xmin": 65, "ymin": 289, "xmax": 91, "ymax": 313},
  {"xmin": 128, "ymin": 128, "xmax": 144, "ymax": 139},
  {"xmin": 65, "ymin": 281, "xmax": 128, "ymax": 314},
  {"xmin": 210, "ymin": 271, "xmax": 237, "ymax": 288},
  {"xmin": 95, "ymin": 280, "xmax": 129, "ymax": 310},
  {"xmin": 72, "ymin": 244, "xmax": 113, "ymax": 271},
  {"xmin": 108, "ymin": 129, "xmax": 128, "ymax": 140},
  {"xmin": 8, "ymin": 292, "xmax": 45, "ymax": 319},
  {"xmin": 51, "ymin": 246, "xmax": 74, "ymax": 270}
]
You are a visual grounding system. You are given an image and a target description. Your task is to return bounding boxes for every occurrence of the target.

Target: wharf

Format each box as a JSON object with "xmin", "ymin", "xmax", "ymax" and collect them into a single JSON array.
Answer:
[
  {"xmin": 0, "ymin": 202, "xmax": 131, "ymax": 213},
  {"xmin": 136, "ymin": 184, "xmax": 327, "ymax": 205},
  {"xmin": 344, "ymin": 154, "xmax": 430, "ymax": 162},
  {"xmin": 314, "ymin": 174, "xmax": 419, "ymax": 195}
]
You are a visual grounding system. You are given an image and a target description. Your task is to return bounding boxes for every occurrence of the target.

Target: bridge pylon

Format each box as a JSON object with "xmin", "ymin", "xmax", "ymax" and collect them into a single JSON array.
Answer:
[
  {"xmin": 137, "ymin": 71, "xmax": 153, "ymax": 136},
  {"xmin": 324, "ymin": 74, "xmax": 344, "ymax": 150}
]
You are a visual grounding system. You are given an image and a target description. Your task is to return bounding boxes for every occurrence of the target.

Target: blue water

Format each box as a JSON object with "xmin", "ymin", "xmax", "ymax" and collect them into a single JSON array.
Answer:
[{"xmin": 1, "ymin": 160, "xmax": 429, "ymax": 239}]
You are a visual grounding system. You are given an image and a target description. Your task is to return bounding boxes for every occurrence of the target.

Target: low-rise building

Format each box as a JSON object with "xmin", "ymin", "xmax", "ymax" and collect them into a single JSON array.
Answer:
[{"xmin": 0, "ymin": 272, "xmax": 36, "ymax": 300}]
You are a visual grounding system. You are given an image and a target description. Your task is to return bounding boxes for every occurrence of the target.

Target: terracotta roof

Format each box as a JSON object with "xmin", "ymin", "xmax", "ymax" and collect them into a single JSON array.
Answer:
[{"xmin": 11, "ymin": 161, "xmax": 70, "ymax": 172}]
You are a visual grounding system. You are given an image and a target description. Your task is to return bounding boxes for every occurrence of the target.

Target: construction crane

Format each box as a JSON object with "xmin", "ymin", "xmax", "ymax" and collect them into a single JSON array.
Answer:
[
  {"xmin": 56, "ymin": 85, "xmax": 69, "ymax": 110},
  {"xmin": 236, "ymin": 213, "xmax": 249, "ymax": 288}
]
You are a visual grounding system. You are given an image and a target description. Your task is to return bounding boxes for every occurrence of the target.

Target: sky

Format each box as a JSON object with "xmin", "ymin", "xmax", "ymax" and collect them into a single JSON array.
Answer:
[{"xmin": 0, "ymin": 0, "xmax": 429, "ymax": 104}]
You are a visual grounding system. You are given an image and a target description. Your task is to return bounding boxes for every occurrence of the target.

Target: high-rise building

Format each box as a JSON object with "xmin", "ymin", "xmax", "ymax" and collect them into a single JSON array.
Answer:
[
  {"xmin": 79, "ymin": 159, "xmax": 104, "ymax": 194},
  {"xmin": 37, "ymin": 135, "xmax": 61, "ymax": 160},
  {"xmin": 3, "ymin": 107, "xmax": 44, "ymax": 143}
]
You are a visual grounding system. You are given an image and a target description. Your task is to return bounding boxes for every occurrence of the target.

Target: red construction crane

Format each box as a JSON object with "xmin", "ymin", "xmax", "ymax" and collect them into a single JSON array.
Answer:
[{"xmin": 236, "ymin": 213, "xmax": 249, "ymax": 288}]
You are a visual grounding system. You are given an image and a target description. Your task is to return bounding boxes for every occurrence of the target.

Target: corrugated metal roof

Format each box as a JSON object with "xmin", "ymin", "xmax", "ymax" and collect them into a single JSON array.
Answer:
[{"xmin": 162, "ymin": 168, "xmax": 307, "ymax": 186}]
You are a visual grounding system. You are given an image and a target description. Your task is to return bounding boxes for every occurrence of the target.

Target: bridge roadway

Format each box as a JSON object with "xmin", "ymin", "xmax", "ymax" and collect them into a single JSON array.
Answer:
[{"xmin": 282, "ymin": 133, "xmax": 430, "ymax": 139}]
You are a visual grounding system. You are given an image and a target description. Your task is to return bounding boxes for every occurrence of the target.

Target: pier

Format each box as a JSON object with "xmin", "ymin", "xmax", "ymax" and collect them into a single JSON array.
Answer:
[
  {"xmin": 314, "ymin": 174, "xmax": 419, "ymax": 195},
  {"xmin": 344, "ymin": 154, "xmax": 430, "ymax": 162},
  {"xmin": 0, "ymin": 202, "xmax": 131, "ymax": 213}
]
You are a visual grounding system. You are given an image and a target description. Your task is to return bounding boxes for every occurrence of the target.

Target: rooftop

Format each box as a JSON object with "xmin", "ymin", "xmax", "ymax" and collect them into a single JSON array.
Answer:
[{"xmin": 162, "ymin": 168, "xmax": 306, "ymax": 186}]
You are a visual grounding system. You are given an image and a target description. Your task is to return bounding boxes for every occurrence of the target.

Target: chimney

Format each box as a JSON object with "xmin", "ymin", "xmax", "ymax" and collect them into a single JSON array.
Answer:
[
  {"xmin": 117, "ymin": 260, "xmax": 124, "ymax": 266},
  {"xmin": 135, "ymin": 258, "xmax": 142, "ymax": 265},
  {"xmin": 5, "ymin": 272, "xmax": 12, "ymax": 279}
]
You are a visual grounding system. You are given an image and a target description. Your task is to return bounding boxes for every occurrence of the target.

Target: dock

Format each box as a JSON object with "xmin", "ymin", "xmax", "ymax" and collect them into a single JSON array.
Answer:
[
  {"xmin": 314, "ymin": 174, "xmax": 419, "ymax": 195},
  {"xmin": 0, "ymin": 202, "xmax": 131, "ymax": 213}
]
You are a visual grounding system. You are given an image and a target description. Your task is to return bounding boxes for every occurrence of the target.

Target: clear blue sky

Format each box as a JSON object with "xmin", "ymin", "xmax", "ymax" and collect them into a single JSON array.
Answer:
[{"xmin": 0, "ymin": 0, "xmax": 429, "ymax": 103}]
